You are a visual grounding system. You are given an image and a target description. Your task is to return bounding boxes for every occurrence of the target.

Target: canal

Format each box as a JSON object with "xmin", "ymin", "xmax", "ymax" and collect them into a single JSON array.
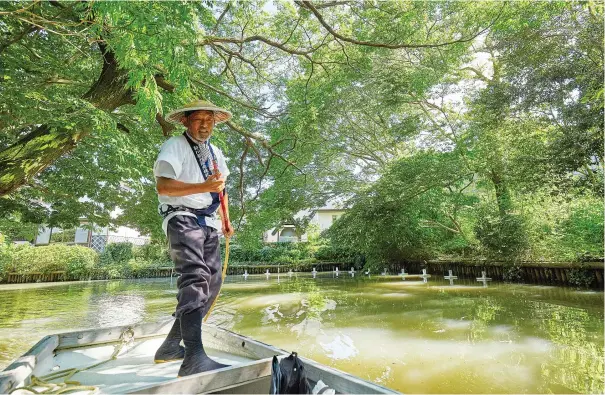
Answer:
[{"xmin": 0, "ymin": 274, "xmax": 602, "ymax": 393}]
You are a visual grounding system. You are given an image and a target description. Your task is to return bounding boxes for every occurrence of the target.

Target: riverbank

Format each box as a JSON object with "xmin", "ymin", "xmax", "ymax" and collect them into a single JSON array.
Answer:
[
  {"xmin": 230, "ymin": 260, "xmax": 604, "ymax": 288},
  {"xmin": 2, "ymin": 260, "xmax": 603, "ymax": 288}
]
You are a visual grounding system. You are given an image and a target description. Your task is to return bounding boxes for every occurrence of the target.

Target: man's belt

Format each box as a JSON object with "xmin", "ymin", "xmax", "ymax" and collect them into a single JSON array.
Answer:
[{"xmin": 158, "ymin": 204, "xmax": 217, "ymax": 219}]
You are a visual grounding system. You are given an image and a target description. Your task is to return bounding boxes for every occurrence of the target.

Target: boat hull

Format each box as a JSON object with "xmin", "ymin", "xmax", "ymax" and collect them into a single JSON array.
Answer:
[{"xmin": 1, "ymin": 321, "xmax": 399, "ymax": 394}]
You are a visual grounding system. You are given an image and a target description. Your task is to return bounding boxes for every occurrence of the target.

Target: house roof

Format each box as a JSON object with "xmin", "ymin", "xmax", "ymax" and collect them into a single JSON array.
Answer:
[{"xmin": 313, "ymin": 202, "xmax": 347, "ymax": 211}]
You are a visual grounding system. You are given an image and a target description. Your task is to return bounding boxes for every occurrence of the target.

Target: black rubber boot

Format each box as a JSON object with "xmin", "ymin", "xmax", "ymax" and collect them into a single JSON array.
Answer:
[
  {"xmin": 154, "ymin": 318, "xmax": 185, "ymax": 363},
  {"xmin": 178, "ymin": 308, "xmax": 229, "ymax": 377}
]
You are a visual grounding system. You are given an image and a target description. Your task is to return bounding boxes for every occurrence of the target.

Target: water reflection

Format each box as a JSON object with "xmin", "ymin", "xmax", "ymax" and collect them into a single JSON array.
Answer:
[
  {"xmin": 534, "ymin": 301, "xmax": 604, "ymax": 394},
  {"xmin": 262, "ymin": 304, "xmax": 283, "ymax": 324},
  {"xmin": 469, "ymin": 297, "xmax": 503, "ymax": 342},
  {"xmin": 0, "ymin": 276, "xmax": 602, "ymax": 394},
  {"xmin": 319, "ymin": 334, "xmax": 359, "ymax": 360},
  {"xmin": 89, "ymin": 294, "xmax": 146, "ymax": 327}
]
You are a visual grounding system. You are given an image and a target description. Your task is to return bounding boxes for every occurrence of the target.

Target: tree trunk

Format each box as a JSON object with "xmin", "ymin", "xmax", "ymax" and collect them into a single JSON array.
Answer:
[
  {"xmin": 489, "ymin": 168, "xmax": 511, "ymax": 218},
  {"xmin": 0, "ymin": 47, "xmax": 133, "ymax": 196}
]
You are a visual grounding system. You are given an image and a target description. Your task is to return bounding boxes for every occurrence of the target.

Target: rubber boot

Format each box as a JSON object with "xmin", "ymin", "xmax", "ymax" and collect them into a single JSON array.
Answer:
[
  {"xmin": 178, "ymin": 308, "xmax": 229, "ymax": 377},
  {"xmin": 154, "ymin": 318, "xmax": 185, "ymax": 363}
]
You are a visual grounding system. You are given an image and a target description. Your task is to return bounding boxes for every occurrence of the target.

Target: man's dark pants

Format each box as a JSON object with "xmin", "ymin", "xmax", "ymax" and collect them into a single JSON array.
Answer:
[{"xmin": 167, "ymin": 215, "xmax": 222, "ymax": 319}]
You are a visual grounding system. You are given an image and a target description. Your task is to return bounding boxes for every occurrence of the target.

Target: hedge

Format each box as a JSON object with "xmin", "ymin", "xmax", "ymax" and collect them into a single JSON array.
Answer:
[
  {"xmin": 0, "ymin": 242, "xmax": 173, "ymax": 281},
  {"xmin": 7, "ymin": 244, "xmax": 98, "ymax": 278}
]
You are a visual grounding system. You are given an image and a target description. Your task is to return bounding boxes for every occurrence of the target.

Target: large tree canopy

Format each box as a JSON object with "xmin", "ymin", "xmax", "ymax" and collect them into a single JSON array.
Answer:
[
  {"xmin": 0, "ymin": 1, "xmax": 601, "ymax": 261},
  {"xmin": 0, "ymin": 0, "xmax": 497, "ymax": 237},
  {"xmin": 328, "ymin": 2, "xmax": 604, "ymax": 263}
]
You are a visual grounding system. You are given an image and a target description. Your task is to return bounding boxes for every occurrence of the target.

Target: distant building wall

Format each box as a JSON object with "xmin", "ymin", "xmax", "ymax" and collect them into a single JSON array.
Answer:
[
  {"xmin": 262, "ymin": 208, "xmax": 346, "ymax": 243},
  {"xmin": 263, "ymin": 226, "xmax": 308, "ymax": 243},
  {"xmin": 75, "ymin": 227, "xmax": 89, "ymax": 244},
  {"xmin": 312, "ymin": 210, "xmax": 345, "ymax": 231},
  {"xmin": 35, "ymin": 226, "xmax": 52, "ymax": 245},
  {"xmin": 34, "ymin": 223, "xmax": 150, "ymax": 252}
]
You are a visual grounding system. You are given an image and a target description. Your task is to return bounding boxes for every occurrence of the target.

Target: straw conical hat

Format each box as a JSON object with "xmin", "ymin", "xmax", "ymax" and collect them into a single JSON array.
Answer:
[{"xmin": 166, "ymin": 100, "xmax": 232, "ymax": 124}]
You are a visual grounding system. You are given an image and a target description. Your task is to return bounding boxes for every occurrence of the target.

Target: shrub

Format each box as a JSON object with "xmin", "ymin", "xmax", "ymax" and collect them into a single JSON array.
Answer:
[
  {"xmin": 556, "ymin": 199, "xmax": 604, "ymax": 261},
  {"xmin": 99, "ymin": 242, "xmax": 133, "ymax": 265},
  {"xmin": 568, "ymin": 264, "xmax": 596, "ymax": 287},
  {"xmin": 0, "ymin": 242, "xmax": 33, "ymax": 280},
  {"xmin": 96, "ymin": 243, "xmax": 172, "ymax": 278},
  {"xmin": 99, "ymin": 263, "xmax": 126, "ymax": 279},
  {"xmin": 518, "ymin": 192, "xmax": 603, "ymax": 262},
  {"xmin": 229, "ymin": 242, "xmax": 319, "ymax": 264},
  {"xmin": 133, "ymin": 243, "xmax": 170, "ymax": 264},
  {"xmin": 127, "ymin": 257, "xmax": 171, "ymax": 277},
  {"xmin": 475, "ymin": 212, "xmax": 528, "ymax": 258},
  {"xmin": 315, "ymin": 244, "xmax": 362, "ymax": 265},
  {"xmin": 11, "ymin": 244, "xmax": 97, "ymax": 278},
  {"xmin": 0, "ymin": 236, "xmax": 12, "ymax": 282},
  {"xmin": 126, "ymin": 257, "xmax": 150, "ymax": 277},
  {"xmin": 502, "ymin": 264, "xmax": 524, "ymax": 282}
]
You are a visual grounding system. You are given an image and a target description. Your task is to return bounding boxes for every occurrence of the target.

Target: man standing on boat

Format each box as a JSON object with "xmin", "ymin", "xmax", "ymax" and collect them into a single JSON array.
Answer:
[{"xmin": 152, "ymin": 100, "xmax": 234, "ymax": 377}]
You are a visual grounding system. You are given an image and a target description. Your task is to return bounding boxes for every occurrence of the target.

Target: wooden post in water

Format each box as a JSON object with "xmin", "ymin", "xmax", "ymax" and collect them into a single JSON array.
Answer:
[
  {"xmin": 539, "ymin": 267, "xmax": 545, "ymax": 282},
  {"xmin": 525, "ymin": 268, "xmax": 533, "ymax": 282},
  {"xmin": 560, "ymin": 269, "xmax": 567, "ymax": 283},
  {"xmin": 595, "ymin": 270, "xmax": 603, "ymax": 286},
  {"xmin": 538, "ymin": 268, "xmax": 545, "ymax": 282},
  {"xmin": 545, "ymin": 268, "xmax": 553, "ymax": 282}
]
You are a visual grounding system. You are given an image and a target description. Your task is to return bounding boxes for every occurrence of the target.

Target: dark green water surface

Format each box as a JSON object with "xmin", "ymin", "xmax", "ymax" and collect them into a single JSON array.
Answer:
[{"xmin": 0, "ymin": 274, "xmax": 602, "ymax": 393}]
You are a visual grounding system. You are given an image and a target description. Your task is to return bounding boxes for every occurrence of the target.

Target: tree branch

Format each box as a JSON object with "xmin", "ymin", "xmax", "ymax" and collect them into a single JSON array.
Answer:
[
  {"xmin": 251, "ymin": 155, "xmax": 272, "ymax": 201},
  {"xmin": 297, "ymin": 0, "xmax": 504, "ymax": 49},
  {"xmin": 43, "ymin": 77, "xmax": 86, "ymax": 85},
  {"xmin": 192, "ymin": 78, "xmax": 276, "ymax": 118},
  {"xmin": 237, "ymin": 140, "xmax": 249, "ymax": 228},
  {"xmin": 313, "ymin": 1, "xmax": 351, "ymax": 9},
  {"xmin": 419, "ymin": 219, "xmax": 460, "ymax": 234},
  {"xmin": 460, "ymin": 66, "xmax": 491, "ymax": 83},
  {"xmin": 154, "ymin": 74, "xmax": 175, "ymax": 92},
  {"xmin": 247, "ymin": 137, "xmax": 265, "ymax": 167},
  {"xmin": 198, "ymin": 35, "xmax": 316, "ymax": 56},
  {"xmin": 155, "ymin": 113, "xmax": 174, "ymax": 137},
  {"xmin": 0, "ymin": 25, "xmax": 39, "ymax": 54},
  {"xmin": 225, "ymin": 120, "xmax": 304, "ymax": 175},
  {"xmin": 211, "ymin": 2, "xmax": 232, "ymax": 34}
]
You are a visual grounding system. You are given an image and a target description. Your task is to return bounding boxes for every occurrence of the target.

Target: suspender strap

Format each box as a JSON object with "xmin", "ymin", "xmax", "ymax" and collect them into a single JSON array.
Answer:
[
  {"xmin": 182, "ymin": 132, "xmax": 220, "ymax": 215},
  {"xmin": 183, "ymin": 132, "xmax": 215, "ymax": 180},
  {"xmin": 157, "ymin": 133, "xmax": 221, "ymax": 221}
]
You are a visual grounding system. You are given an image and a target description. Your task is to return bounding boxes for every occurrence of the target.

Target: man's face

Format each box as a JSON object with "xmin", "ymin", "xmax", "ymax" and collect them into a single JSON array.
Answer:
[{"xmin": 182, "ymin": 110, "xmax": 215, "ymax": 142}]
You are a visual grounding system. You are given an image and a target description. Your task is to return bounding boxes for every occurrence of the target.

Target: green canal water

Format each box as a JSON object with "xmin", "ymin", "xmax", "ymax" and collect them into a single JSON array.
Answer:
[{"xmin": 0, "ymin": 274, "xmax": 603, "ymax": 394}]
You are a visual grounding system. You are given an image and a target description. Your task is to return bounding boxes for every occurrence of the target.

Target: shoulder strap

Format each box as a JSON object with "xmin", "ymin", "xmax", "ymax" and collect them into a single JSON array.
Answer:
[
  {"xmin": 183, "ymin": 132, "xmax": 217, "ymax": 180},
  {"xmin": 180, "ymin": 133, "xmax": 221, "ymax": 219}
]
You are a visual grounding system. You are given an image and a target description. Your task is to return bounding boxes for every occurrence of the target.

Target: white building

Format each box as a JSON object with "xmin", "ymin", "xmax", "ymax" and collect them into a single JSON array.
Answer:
[
  {"xmin": 35, "ymin": 220, "xmax": 150, "ymax": 252},
  {"xmin": 263, "ymin": 203, "xmax": 347, "ymax": 243}
]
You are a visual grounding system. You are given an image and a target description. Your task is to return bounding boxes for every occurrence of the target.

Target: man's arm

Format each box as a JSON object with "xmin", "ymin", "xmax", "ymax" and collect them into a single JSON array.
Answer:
[{"xmin": 156, "ymin": 175, "xmax": 224, "ymax": 197}]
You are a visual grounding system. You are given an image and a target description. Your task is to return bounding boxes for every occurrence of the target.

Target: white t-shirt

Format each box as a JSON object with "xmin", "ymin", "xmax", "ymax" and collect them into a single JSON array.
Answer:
[{"xmin": 153, "ymin": 134, "xmax": 230, "ymax": 235}]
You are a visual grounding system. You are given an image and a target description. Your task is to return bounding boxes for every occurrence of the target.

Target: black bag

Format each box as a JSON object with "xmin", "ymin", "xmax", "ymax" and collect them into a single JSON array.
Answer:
[{"xmin": 270, "ymin": 352, "xmax": 312, "ymax": 394}]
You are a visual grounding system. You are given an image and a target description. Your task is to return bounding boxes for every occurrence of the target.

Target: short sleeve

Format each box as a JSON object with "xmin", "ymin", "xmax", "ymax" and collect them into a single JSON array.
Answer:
[
  {"xmin": 214, "ymin": 145, "xmax": 230, "ymax": 178},
  {"xmin": 153, "ymin": 138, "xmax": 184, "ymax": 179}
]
